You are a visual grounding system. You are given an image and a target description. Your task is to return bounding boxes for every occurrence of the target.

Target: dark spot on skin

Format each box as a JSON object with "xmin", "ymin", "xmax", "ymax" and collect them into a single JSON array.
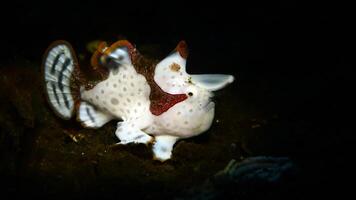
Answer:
[
  {"xmin": 111, "ymin": 98, "xmax": 119, "ymax": 105},
  {"xmin": 112, "ymin": 69, "xmax": 119, "ymax": 75},
  {"xmin": 188, "ymin": 77, "xmax": 193, "ymax": 84},
  {"xmin": 134, "ymin": 135, "xmax": 144, "ymax": 140},
  {"xmin": 101, "ymin": 90, "xmax": 104, "ymax": 94},
  {"xmin": 160, "ymin": 146, "xmax": 168, "ymax": 152}
]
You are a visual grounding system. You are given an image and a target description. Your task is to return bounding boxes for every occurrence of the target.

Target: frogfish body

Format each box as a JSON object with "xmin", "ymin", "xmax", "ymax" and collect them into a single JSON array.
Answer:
[{"xmin": 42, "ymin": 40, "xmax": 234, "ymax": 161}]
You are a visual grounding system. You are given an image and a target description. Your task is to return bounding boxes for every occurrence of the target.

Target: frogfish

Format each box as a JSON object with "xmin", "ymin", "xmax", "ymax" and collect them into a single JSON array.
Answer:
[{"xmin": 42, "ymin": 40, "xmax": 234, "ymax": 161}]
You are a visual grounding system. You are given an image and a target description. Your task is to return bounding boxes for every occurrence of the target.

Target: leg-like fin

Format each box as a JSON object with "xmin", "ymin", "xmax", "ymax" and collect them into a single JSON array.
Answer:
[
  {"xmin": 152, "ymin": 135, "xmax": 179, "ymax": 161},
  {"xmin": 78, "ymin": 102, "xmax": 113, "ymax": 128},
  {"xmin": 115, "ymin": 121, "xmax": 152, "ymax": 145}
]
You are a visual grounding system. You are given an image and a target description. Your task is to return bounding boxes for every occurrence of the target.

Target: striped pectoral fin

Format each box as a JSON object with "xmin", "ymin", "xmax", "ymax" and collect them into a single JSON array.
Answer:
[
  {"xmin": 115, "ymin": 122, "xmax": 153, "ymax": 145},
  {"xmin": 43, "ymin": 41, "xmax": 79, "ymax": 119},
  {"xmin": 78, "ymin": 102, "xmax": 113, "ymax": 128}
]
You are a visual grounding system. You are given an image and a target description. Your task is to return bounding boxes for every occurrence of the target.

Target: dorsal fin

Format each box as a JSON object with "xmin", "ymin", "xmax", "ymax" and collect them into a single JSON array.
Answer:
[
  {"xmin": 90, "ymin": 41, "xmax": 108, "ymax": 70},
  {"xmin": 90, "ymin": 40, "xmax": 138, "ymax": 68},
  {"xmin": 102, "ymin": 40, "xmax": 138, "ymax": 64}
]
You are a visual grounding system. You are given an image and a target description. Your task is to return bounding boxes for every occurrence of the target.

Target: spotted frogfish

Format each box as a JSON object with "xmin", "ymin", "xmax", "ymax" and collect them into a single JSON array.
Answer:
[{"xmin": 42, "ymin": 40, "xmax": 234, "ymax": 161}]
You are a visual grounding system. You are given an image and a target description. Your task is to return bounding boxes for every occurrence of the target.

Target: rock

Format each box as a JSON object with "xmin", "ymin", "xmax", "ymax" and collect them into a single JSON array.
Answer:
[{"xmin": 178, "ymin": 156, "xmax": 298, "ymax": 200}]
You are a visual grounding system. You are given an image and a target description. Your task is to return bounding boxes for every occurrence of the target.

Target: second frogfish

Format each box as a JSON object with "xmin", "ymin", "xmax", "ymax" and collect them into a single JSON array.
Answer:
[{"xmin": 42, "ymin": 40, "xmax": 234, "ymax": 161}]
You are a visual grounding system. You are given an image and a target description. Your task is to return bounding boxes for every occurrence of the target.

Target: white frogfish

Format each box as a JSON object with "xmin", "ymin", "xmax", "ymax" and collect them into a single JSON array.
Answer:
[{"xmin": 42, "ymin": 40, "xmax": 234, "ymax": 161}]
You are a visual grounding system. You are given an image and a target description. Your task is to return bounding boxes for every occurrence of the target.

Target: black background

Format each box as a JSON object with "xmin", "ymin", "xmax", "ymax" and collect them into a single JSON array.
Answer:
[{"xmin": 0, "ymin": 0, "xmax": 354, "ymax": 198}]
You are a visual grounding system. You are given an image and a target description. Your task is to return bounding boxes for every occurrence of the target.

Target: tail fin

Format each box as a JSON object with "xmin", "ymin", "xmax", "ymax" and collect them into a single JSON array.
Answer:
[{"xmin": 42, "ymin": 41, "xmax": 79, "ymax": 119}]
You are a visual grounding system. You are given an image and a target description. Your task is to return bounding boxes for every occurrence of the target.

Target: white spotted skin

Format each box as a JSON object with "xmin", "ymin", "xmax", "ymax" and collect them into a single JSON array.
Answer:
[
  {"xmin": 154, "ymin": 52, "xmax": 190, "ymax": 94},
  {"xmin": 145, "ymin": 85, "xmax": 215, "ymax": 138},
  {"xmin": 81, "ymin": 64, "xmax": 153, "ymax": 129}
]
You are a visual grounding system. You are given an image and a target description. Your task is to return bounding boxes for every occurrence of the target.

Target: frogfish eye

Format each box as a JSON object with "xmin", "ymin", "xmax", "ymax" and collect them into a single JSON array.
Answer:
[{"xmin": 188, "ymin": 92, "xmax": 193, "ymax": 96}]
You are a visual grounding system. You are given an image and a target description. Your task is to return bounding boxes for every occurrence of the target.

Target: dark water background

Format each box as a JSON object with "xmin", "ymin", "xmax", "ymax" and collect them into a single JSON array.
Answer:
[{"xmin": 0, "ymin": 1, "xmax": 353, "ymax": 199}]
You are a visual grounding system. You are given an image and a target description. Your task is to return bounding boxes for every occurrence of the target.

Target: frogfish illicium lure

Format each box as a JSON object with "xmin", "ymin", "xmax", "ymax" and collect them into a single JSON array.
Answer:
[{"xmin": 42, "ymin": 40, "xmax": 234, "ymax": 161}]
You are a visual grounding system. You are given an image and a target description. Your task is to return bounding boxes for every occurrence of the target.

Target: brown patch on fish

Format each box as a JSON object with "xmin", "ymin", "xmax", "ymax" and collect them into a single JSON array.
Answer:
[
  {"xmin": 175, "ymin": 40, "xmax": 188, "ymax": 59},
  {"xmin": 170, "ymin": 63, "xmax": 181, "ymax": 72}
]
